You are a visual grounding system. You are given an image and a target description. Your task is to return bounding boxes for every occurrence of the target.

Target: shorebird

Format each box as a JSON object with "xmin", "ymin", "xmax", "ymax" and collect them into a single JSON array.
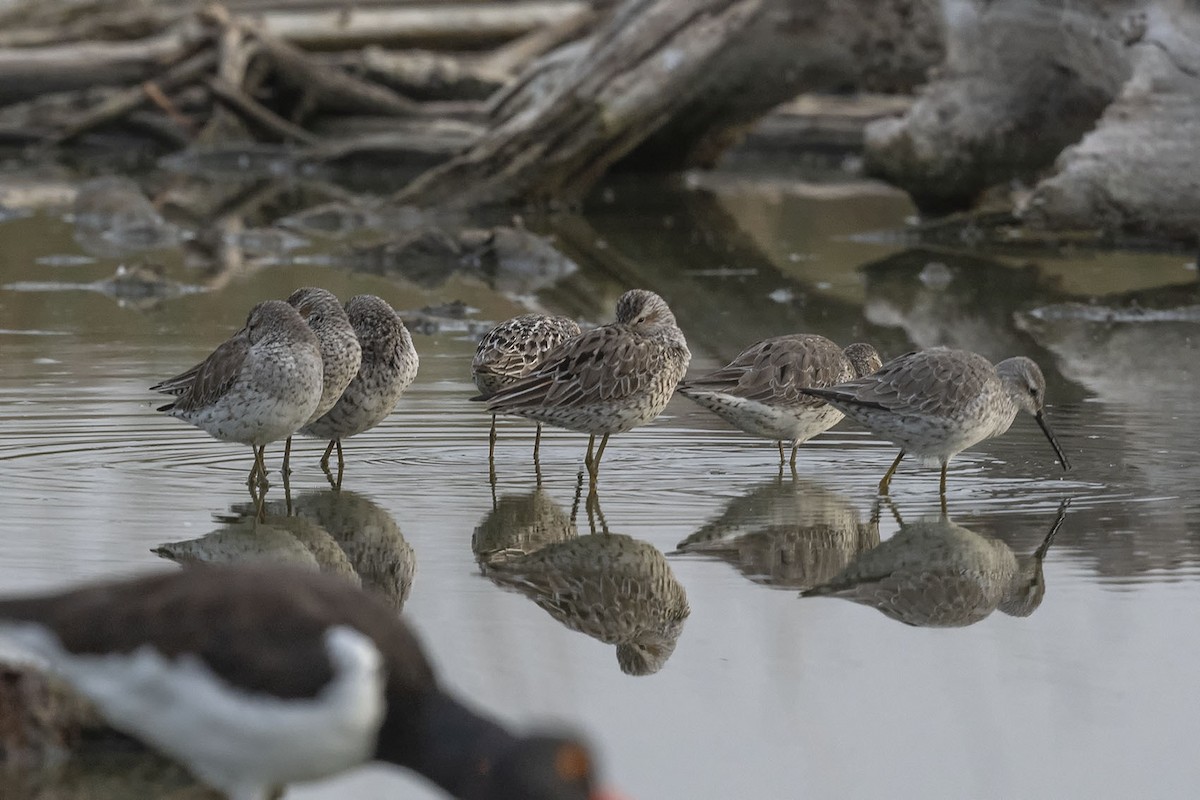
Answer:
[
  {"xmin": 0, "ymin": 566, "xmax": 623, "ymax": 800},
  {"xmin": 472, "ymin": 313, "xmax": 582, "ymax": 462},
  {"xmin": 282, "ymin": 288, "xmax": 362, "ymax": 478},
  {"xmin": 151, "ymin": 300, "xmax": 323, "ymax": 490},
  {"xmin": 481, "ymin": 531, "xmax": 690, "ymax": 676},
  {"xmin": 801, "ymin": 502, "xmax": 1068, "ymax": 626},
  {"xmin": 477, "ymin": 290, "xmax": 690, "ymax": 483},
  {"xmin": 299, "ymin": 295, "xmax": 419, "ymax": 485},
  {"xmin": 675, "ymin": 476, "xmax": 880, "ymax": 590},
  {"xmin": 677, "ymin": 334, "xmax": 881, "ymax": 466},
  {"xmin": 802, "ymin": 348, "xmax": 1072, "ymax": 494}
]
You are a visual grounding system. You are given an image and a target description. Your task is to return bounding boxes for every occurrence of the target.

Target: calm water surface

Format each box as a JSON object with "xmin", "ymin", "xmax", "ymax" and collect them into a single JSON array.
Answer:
[{"xmin": 1, "ymin": 163, "xmax": 1199, "ymax": 799}]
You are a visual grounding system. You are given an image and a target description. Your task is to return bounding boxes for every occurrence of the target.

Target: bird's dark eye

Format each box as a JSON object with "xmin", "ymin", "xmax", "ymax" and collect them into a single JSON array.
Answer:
[{"xmin": 1029, "ymin": 386, "xmax": 1039, "ymax": 396}]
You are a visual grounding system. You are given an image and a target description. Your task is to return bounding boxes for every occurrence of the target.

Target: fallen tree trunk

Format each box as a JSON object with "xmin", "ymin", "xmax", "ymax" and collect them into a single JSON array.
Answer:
[
  {"xmin": 394, "ymin": 0, "xmax": 942, "ymax": 210},
  {"xmin": 0, "ymin": 31, "xmax": 200, "ymax": 105},
  {"xmin": 248, "ymin": 1, "xmax": 593, "ymax": 50}
]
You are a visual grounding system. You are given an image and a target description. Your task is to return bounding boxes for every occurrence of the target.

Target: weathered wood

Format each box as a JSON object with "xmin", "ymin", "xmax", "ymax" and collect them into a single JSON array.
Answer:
[
  {"xmin": 355, "ymin": 47, "xmax": 508, "ymax": 101},
  {"xmin": 394, "ymin": 0, "xmax": 943, "ymax": 209},
  {"xmin": 0, "ymin": 7, "xmax": 178, "ymax": 48},
  {"xmin": 0, "ymin": 32, "xmax": 196, "ymax": 105},
  {"xmin": 249, "ymin": 23, "xmax": 421, "ymax": 116},
  {"xmin": 207, "ymin": 77, "xmax": 321, "ymax": 144},
  {"xmin": 48, "ymin": 48, "xmax": 217, "ymax": 145},
  {"xmin": 249, "ymin": 1, "xmax": 593, "ymax": 50},
  {"xmin": 476, "ymin": 4, "xmax": 598, "ymax": 76}
]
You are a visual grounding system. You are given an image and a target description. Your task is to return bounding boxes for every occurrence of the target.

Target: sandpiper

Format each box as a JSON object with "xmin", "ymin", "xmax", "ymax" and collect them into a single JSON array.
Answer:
[
  {"xmin": 299, "ymin": 295, "xmax": 419, "ymax": 485},
  {"xmin": 477, "ymin": 290, "xmax": 690, "ymax": 483},
  {"xmin": 0, "ymin": 566, "xmax": 623, "ymax": 800},
  {"xmin": 282, "ymin": 288, "xmax": 362, "ymax": 477},
  {"xmin": 472, "ymin": 313, "xmax": 582, "ymax": 462},
  {"xmin": 151, "ymin": 300, "xmax": 323, "ymax": 490},
  {"xmin": 801, "ymin": 502, "xmax": 1068, "ymax": 626},
  {"xmin": 677, "ymin": 334, "xmax": 881, "ymax": 466},
  {"xmin": 481, "ymin": 532, "xmax": 690, "ymax": 676},
  {"xmin": 803, "ymin": 347, "xmax": 1072, "ymax": 494}
]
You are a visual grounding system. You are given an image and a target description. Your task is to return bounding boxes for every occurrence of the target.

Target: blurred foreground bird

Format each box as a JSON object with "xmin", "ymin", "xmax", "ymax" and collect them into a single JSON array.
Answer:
[{"xmin": 0, "ymin": 565, "xmax": 626, "ymax": 800}]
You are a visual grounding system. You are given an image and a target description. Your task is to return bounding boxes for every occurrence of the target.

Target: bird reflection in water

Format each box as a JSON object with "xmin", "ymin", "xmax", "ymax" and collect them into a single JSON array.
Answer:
[
  {"xmin": 802, "ymin": 500, "xmax": 1070, "ymax": 626},
  {"xmin": 675, "ymin": 471, "xmax": 880, "ymax": 591},
  {"xmin": 154, "ymin": 489, "xmax": 414, "ymax": 610},
  {"xmin": 474, "ymin": 476, "xmax": 689, "ymax": 676}
]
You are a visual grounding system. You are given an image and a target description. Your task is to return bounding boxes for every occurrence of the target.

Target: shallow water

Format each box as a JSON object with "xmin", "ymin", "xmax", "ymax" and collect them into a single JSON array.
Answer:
[{"xmin": 1, "ymin": 163, "xmax": 1199, "ymax": 799}]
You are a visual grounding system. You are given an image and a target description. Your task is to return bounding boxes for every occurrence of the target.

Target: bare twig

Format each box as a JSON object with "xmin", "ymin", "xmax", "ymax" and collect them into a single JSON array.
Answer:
[
  {"xmin": 48, "ymin": 48, "xmax": 217, "ymax": 145},
  {"xmin": 207, "ymin": 77, "xmax": 321, "ymax": 144}
]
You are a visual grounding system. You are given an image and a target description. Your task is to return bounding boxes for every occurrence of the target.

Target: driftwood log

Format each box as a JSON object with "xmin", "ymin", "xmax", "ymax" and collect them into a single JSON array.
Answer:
[
  {"xmin": 393, "ymin": 0, "xmax": 944, "ymax": 209},
  {"xmin": 2, "ymin": 0, "xmax": 1199, "ymax": 242}
]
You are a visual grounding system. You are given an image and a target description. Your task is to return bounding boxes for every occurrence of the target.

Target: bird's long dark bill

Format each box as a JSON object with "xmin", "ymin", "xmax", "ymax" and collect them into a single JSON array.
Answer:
[{"xmin": 1035, "ymin": 411, "xmax": 1071, "ymax": 471}]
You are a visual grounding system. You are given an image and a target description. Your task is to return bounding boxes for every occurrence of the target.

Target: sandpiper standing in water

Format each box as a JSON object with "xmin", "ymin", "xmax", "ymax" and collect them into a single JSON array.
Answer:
[
  {"xmin": 477, "ymin": 290, "xmax": 690, "ymax": 484},
  {"xmin": 802, "ymin": 347, "xmax": 1072, "ymax": 495},
  {"xmin": 472, "ymin": 313, "xmax": 582, "ymax": 463},
  {"xmin": 151, "ymin": 300, "xmax": 324, "ymax": 490},
  {"xmin": 300, "ymin": 295, "xmax": 419, "ymax": 486},
  {"xmin": 282, "ymin": 287, "xmax": 362, "ymax": 478},
  {"xmin": 678, "ymin": 334, "xmax": 881, "ymax": 467}
]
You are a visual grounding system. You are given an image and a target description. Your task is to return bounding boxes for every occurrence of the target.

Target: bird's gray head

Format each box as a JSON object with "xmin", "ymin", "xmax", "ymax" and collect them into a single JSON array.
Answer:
[
  {"xmin": 344, "ymin": 295, "xmax": 406, "ymax": 355},
  {"xmin": 996, "ymin": 357, "xmax": 1048, "ymax": 415},
  {"xmin": 616, "ymin": 639, "xmax": 676, "ymax": 676},
  {"xmin": 1000, "ymin": 498, "xmax": 1068, "ymax": 618},
  {"xmin": 287, "ymin": 286, "xmax": 345, "ymax": 330},
  {"xmin": 344, "ymin": 294, "xmax": 393, "ymax": 328},
  {"xmin": 998, "ymin": 556, "xmax": 1049, "ymax": 618},
  {"xmin": 844, "ymin": 343, "xmax": 883, "ymax": 377},
  {"xmin": 245, "ymin": 300, "xmax": 307, "ymax": 344},
  {"xmin": 614, "ymin": 289, "xmax": 676, "ymax": 332},
  {"xmin": 996, "ymin": 356, "xmax": 1071, "ymax": 471}
]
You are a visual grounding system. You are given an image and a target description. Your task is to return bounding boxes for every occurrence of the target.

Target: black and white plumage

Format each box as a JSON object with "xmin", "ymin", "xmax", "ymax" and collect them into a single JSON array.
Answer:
[
  {"xmin": 677, "ymin": 334, "xmax": 881, "ymax": 466},
  {"xmin": 0, "ymin": 566, "xmax": 619, "ymax": 800},
  {"xmin": 802, "ymin": 347, "xmax": 1072, "ymax": 494}
]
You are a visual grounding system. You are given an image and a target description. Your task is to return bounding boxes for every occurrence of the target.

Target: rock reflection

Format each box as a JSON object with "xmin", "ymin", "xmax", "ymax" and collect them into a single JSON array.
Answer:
[
  {"xmin": 154, "ymin": 489, "xmax": 414, "ymax": 610},
  {"xmin": 675, "ymin": 475, "xmax": 879, "ymax": 590},
  {"xmin": 802, "ymin": 502, "xmax": 1068, "ymax": 627},
  {"xmin": 859, "ymin": 248, "xmax": 1049, "ymax": 357},
  {"xmin": 474, "ymin": 486, "xmax": 689, "ymax": 676},
  {"xmin": 72, "ymin": 176, "xmax": 184, "ymax": 258}
]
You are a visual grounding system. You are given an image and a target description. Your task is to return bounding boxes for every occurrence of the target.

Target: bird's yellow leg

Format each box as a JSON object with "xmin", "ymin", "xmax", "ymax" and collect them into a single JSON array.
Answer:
[{"xmin": 879, "ymin": 450, "xmax": 905, "ymax": 495}]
